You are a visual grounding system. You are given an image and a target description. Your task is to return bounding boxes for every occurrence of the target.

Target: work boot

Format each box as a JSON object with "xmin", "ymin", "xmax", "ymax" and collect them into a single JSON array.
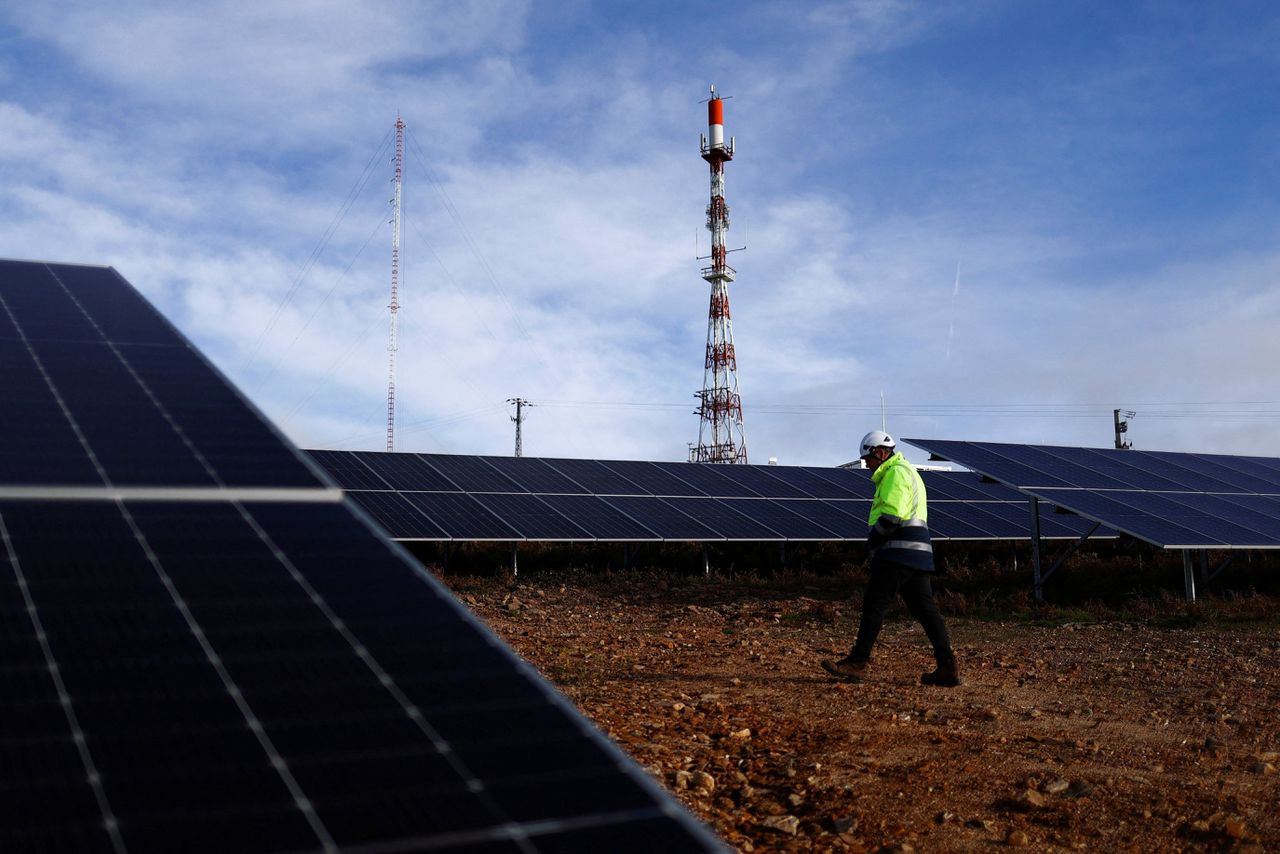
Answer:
[
  {"xmin": 820, "ymin": 657, "xmax": 868, "ymax": 682},
  {"xmin": 920, "ymin": 660, "xmax": 960, "ymax": 687}
]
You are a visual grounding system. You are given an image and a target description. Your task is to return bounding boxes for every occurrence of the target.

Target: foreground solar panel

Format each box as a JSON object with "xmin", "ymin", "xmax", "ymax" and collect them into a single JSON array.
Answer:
[
  {"xmin": 0, "ymin": 260, "xmax": 724, "ymax": 852},
  {"xmin": 906, "ymin": 438, "xmax": 1280, "ymax": 549},
  {"xmin": 310, "ymin": 450, "xmax": 1112, "ymax": 542}
]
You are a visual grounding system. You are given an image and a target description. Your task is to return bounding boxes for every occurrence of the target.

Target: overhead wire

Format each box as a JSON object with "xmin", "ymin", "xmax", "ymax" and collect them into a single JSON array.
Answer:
[{"xmin": 242, "ymin": 127, "xmax": 393, "ymax": 374}]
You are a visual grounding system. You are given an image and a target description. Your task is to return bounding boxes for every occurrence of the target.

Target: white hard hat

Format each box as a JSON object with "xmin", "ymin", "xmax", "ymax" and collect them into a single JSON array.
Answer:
[{"xmin": 859, "ymin": 430, "xmax": 896, "ymax": 457}]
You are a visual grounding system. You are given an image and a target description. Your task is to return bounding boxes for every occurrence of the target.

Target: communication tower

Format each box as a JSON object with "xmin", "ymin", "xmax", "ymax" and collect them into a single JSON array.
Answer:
[
  {"xmin": 386, "ymin": 115, "xmax": 404, "ymax": 451},
  {"xmin": 689, "ymin": 85, "xmax": 748, "ymax": 464}
]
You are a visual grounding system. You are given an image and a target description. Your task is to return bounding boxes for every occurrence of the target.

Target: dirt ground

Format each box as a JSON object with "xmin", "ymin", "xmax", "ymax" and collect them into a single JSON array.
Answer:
[{"xmin": 447, "ymin": 571, "xmax": 1280, "ymax": 853}]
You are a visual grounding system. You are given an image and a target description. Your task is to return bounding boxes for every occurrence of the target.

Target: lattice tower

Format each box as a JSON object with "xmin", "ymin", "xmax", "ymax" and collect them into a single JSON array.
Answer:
[
  {"xmin": 386, "ymin": 115, "xmax": 404, "ymax": 451},
  {"xmin": 690, "ymin": 86, "xmax": 748, "ymax": 464}
]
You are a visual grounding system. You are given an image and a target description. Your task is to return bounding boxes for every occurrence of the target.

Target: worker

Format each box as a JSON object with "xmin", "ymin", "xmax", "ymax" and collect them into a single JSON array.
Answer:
[{"xmin": 821, "ymin": 431, "xmax": 959, "ymax": 686}]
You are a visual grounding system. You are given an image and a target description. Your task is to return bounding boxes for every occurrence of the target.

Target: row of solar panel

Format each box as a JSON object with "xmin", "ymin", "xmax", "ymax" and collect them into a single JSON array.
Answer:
[
  {"xmin": 307, "ymin": 449, "xmax": 1025, "ymax": 502},
  {"xmin": 908, "ymin": 438, "xmax": 1280, "ymax": 549},
  {"xmin": 909, "ymin": 438, "xmax": 1280, "ymax": 495},
  {"xmin": 0, "ymin": 261, "xmax": 323, "ymax": 490},
  {"xmin": 340, "ymin": 487, "xmax": 1104, "ymax": 542},
  {"xmin": 0, "ymin": 260, "xmax": 723, "ymax": 851}
]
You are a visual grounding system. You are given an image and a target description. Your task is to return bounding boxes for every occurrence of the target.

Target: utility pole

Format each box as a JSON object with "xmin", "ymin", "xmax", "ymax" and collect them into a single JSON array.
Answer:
[
  {"xmin": 508, "ymin": 398, "xmax": 532, "ymax": 457},
  {"xmin": 1113, "ymin": 408, "xmax": 1135, "ymax": 450}
]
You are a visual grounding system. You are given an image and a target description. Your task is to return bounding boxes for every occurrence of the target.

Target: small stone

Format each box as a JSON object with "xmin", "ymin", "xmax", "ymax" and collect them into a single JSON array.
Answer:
[
  {"xmin": 1007, "ymin": 830, "xmax": 1030, "ymax": 847},
  {"xmin": 1044, "ymin": 778, "xmax": 1069, "ymax": 795},
  {"xmin": 730, "ymin": 728, "xmax": 751, "ymax": 739},
  {"xmin": 935, "ymin": 810, "xmax": 955, "ymax": 824},
  {"xmin": 673, "ymin": 770, "xmax": 692, "ymax": 790},
  {"xmin": 1257, "ymin": 751, "xmax": 1279, "ymax": 762},
  {"xmin": 982, "ymin": 708, "xmax": 1000, "ymax": 721},
  {"xmin": 1249, "ymin": 761, "xmax": 1277, "ymax": 776},
  {"xmin": 672, "ymin": 702, "xmax": 685, "ymax": 712},
  {"xmin": 759, "ymin": 815, "xmax": 800, "ymax": 836},
  {"xmin": 1017, "ymin": 789, "xmax": 1047, "ymax": 809},
  {"xmin": 966, "ymin": 818, "xmax": 995, "ymax": 831},
  {"xmin": 1225, "ymin": 817, "xmax": 1247, "ymax": 839},
  {"xmin": 691, "ymin": 771, "xmax": 715, "ymax": 793},
  {"xmin": 787, "ymin": 792, "xmax": 805, "ymax": 808},
  {"xmin": 1192, "ymin": 819, "xmax": 1211, "ymax": 832},
  {"xmin": 1028, "ymin": 708, "xmax": 1042, "ymax": 718}
]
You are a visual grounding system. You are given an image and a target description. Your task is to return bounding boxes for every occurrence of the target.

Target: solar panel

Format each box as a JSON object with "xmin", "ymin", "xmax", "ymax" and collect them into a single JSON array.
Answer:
[
  {"xmin": 660, "ymin": 497, "xmax": 784, "ymax": 540},
  {"xmin": 648, "ymin": 462, "xmax": 762, "ymax": 497},
  {"xmin": 478, "ymin": 456, "xmax": 591, "ymax": 494},
  {"xmin": 351, "ymin": 450, "xmax": 460, "ymax": 492},
  {"xmin": 536, "ymin": 494, "xmax": 663, "ymax": 540},
  {"xmin": 421, "ymin": 454, "xmax": 525, "ymax": 493},
  {"xmin": 401, "ymin": 491, "xmax": 520, "ymax": 540},
  {"xmin": 0, "ymin": 261, "xmax": 326, "ymax": 492},
  {"xmin": 717, "ymin": 498, "xmax": 844, "ymax": 539},
  {"xmin": 346, "ymin": 490, "xmax": 448, "ymax": 539},
  {"xmin": 471, "ymin": 493, "xmax": 591, "ymax": 540},
  {"xmin": 305, "ymin": 449, "xmax": 391, "ymax": 491},
  {"xmin": 909, "ymin": 437, "xmax": 1280, "ymax": 550},
  {"xmin": 0, "ymin": 260, "xmax": 723, "ymax": 852},
  {"xmin": 747, "ymin": 465, "xmax": 865, "ymax": 498},
  {"xmin": 600, "ymin": 496, "xmax": 721, "ymax": 540},
  {"xmin": 538, "ymin": 458, "xmax": 647, "ymax": 495},
  {"xmin": 598, "ymin": 460, "xmax": 705, "ymax": 496}
]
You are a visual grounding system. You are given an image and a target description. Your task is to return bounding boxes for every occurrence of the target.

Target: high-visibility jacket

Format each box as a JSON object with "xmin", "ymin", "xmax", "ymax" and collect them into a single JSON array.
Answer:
[{"xmin": 867, "ymin": 452, "xmax": 934, "ymax": 572}]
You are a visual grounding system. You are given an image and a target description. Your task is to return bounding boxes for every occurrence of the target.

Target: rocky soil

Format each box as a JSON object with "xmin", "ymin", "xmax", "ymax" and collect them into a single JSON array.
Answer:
[{"xmin": 449, "ymin": 572, "xmax": 1280, "ymax": 853}]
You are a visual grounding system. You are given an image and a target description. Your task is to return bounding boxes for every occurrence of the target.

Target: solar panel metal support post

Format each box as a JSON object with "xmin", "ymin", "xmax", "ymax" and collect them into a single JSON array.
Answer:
[
  {"xmin": 702, "ymin": 544, "xmax": 711, "ymax": 576},
  {"xmin": 1182, "ymin": 551, "xmax": 1197, "ymax": 602},
  {"xmin": 510, "ymin": 542, "xmax": 519, "ymax": 577},
  {"xmin": 1029, "ymin": 497, "xmax": 1046, "ymax": 602}
]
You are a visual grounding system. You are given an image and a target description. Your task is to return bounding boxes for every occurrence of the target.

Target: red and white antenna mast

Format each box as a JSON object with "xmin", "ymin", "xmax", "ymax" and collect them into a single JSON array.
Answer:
[
  {"xmin": 690, "ymin": 85, "xmax": 748, "ymax": 464},
  {"xmin": 386, "ymin": 114, "xmax": 404, "ymax": 451}
]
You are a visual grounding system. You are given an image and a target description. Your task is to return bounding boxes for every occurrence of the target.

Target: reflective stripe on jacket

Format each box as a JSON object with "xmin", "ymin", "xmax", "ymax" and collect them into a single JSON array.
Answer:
[{"xmin": 867, "ymin": 452, "xmax": 934, "ymax": 572}]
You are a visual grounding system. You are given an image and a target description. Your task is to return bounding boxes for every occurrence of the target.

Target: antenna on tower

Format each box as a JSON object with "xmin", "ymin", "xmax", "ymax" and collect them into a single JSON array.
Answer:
[
  {"xmin": 689, "ymin": 84, "xmax": 748, "ymax": 464},
  {"xmin": 386, "ymin": 114, "xmax": 405, "ymax": 451}
]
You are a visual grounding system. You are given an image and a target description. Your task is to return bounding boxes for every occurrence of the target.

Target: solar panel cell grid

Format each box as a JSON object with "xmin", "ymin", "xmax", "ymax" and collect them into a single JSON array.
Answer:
[
  {"xmin": 599, "ymin": 460, "xmax": 705, "ymax": 496},
  {"xmin": 305, "ymin": 450, "xmax": 390, "ymax": 491},
  {"xmin": 650, "ymin": 462, "xmax": 762, "ymax": 497},
  {"xmin": 600, "ymin": 496, "xmax": 721, "ymax": 540},
  {"xmin": 749, "ymin": 466, "xmax": 864, "ymax": 498},
  {"xmin": 537, "ymin": 494, "xmax": 662, "ymax": 540},
  {"xmin": 351, "ymin": 451, "xmax": 460, "ymax": 492},
  {"xmin": 346, "ymin": 491, "xmax": 447, "ymax": 539},
  {"xmin": 471, "ymin": 492, "xmax": 590, "ymax": 540},
  {"xmin": 478, "ymin": 455, "xmax": 591, "ymax": 494},
  {"xmin": 422, "ymin": 454, "xmax": 525, "ymax": 493},
  {"xmin": 661, "ymin": 497, "xmax": 784, "ymax": 540},
  {"xmin": 538, "ymin": 457, "xmax": 647, "ymax": 495},
  {"xmin": 718, "ymin": 498, "xmax": 843, "ymax": 539}
]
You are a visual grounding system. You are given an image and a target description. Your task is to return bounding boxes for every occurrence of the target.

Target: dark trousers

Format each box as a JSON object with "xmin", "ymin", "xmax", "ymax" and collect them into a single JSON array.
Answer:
[{"xmin": 850, "ymin": 562, "xmax": 954, "ymax": 666}]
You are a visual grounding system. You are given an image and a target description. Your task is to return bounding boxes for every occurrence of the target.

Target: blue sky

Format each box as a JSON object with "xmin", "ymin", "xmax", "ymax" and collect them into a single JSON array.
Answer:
[{"xmin": 2, "ymin": 1, "xmax": 1279, "ymax": 465}]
